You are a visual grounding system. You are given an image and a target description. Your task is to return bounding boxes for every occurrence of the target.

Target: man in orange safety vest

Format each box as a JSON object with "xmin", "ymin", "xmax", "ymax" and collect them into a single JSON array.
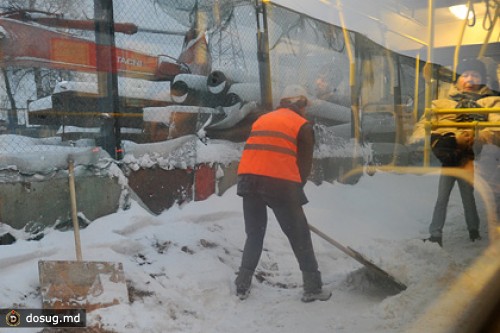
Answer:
[{"xmin": 235, "ymin": 85, "xmax": 332, "ymax": 303}]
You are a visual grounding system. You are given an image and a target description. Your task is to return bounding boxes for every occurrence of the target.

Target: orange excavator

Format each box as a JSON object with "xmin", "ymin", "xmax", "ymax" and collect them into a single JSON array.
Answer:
[
  {"xmin": 0, "ymin": 10, "xmax": 211, "ymax": 81},
  {"xmin": 0, "ymin": 10, "xmax": 215, "ymax": 142}
]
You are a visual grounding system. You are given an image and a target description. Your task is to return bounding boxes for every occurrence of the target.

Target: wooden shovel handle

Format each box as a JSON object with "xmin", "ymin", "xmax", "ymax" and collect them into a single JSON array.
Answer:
[
  {"xmin": 308, "ymin": 224, "xmax": 359, "ymax": 258},
  {"xmin": 68, "ymin": 160, "xmax": 83, "ymax": 261}
]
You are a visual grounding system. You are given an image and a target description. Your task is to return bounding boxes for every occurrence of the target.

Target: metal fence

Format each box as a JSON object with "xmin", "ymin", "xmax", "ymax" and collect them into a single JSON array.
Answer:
[
  {"xmin": 0, "ymin": 0, "xmax": 425, "ymax": 162},
  {"xmin": 0, "ymin": 1, "xmax": 258, "ymax": 155}
]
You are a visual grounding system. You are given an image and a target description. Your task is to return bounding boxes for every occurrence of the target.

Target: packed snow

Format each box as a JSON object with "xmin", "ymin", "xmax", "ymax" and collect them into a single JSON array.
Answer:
[{"xmin": 0, "ymin": 139, "xmax": 497, "ymax": 332}]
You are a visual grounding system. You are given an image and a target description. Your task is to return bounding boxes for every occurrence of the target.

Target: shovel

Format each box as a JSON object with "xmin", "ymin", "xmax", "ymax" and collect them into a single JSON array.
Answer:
[
  {"xmin": 308, "ymin": 224, "xmax": 407, "ymax": 292},
  {"xmin": 38, "ymin": 157, "xmax": 128, "ymax": 312}
]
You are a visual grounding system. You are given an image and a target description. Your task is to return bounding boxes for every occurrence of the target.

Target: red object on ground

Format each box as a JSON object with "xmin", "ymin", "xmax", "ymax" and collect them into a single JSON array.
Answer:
[{"xmin": 194, "ymin": 164, "xmax": 216, "ymax": 201}]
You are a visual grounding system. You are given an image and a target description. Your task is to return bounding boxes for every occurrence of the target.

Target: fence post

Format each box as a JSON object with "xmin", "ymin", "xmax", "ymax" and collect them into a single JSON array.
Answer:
[
  {"xmin": 94, "ymin": 0, "xmax": 122, "ymax": 159},
  {"xmin": 255, "ymin": 0, "xmax": 273, "ymax": 112}
]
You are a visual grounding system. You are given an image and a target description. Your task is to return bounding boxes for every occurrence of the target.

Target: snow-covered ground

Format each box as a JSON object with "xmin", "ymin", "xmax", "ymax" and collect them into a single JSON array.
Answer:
[{"xmin": 0, "ymin": 151, "xmax": 496, "ymax": 332}]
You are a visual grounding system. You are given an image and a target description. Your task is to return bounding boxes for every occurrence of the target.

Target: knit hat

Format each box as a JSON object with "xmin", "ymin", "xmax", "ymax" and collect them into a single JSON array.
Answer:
[
  {"xmin": 456, "ymin": 58, "xmax": 487, "ymax": 83},
  {"xmin": 279, "ymin": 85, "xmax": 310, "ymax": 107},
  {"xmin": 280, "ymin": 85, "xmax": 308, "ymax": 101}
]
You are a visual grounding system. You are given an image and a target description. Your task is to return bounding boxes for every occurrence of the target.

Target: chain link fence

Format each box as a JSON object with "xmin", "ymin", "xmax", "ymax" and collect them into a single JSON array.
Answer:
[
  {"xmin": 0, "ymin": 1, "xmax": 259, "ymax": 153},
  {"xmin": 0, "ymin": 0, "xmax": 426, "ymax": 164}
]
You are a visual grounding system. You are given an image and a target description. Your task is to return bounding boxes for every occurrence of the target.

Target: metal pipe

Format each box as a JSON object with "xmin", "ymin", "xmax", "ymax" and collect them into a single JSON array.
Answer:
[
  {"xmin": 429, "ymin": 107, "xmax": 500, "ymax": 114},
  {"xmin": 337, "ymin": 1, "xmax": 355, "ymax": 86},
  {"xmin": 452, "ymin": 0, "xmax": 472, "ymax": 82},
  {"xmin": 94, "ymin": 0, "xmax": 121, "ymax": 159},
  {"xmin": 341, "ymin": 0, "xmax": 363, "ymax": 170},
  {"xmin": 413, "ymin": 53, "xmax": 421, "ymax": 124},
  {"xmin": 430, "ymin": 121, "xmax": 500, "ymax": 128},
  {"xmin": 423, "ymin": 0, "xmax": 435, "ymax": 167},
  {"xmin": 337, "ymin": 0, "xmax": 361, "ymax": 170},
  {"xmin": 255, "ymin": 0, "xmax": 273, "ymax": 111}
]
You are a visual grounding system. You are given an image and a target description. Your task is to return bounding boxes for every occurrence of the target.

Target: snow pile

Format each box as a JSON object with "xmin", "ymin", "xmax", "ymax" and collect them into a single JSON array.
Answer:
[
  {"xmin": 122, "ymin": 136, "xmax": 243, "ymax": 171},
  {"xmin": 0, "ymin": 169, "xmax": 491, "ymax": 332}
]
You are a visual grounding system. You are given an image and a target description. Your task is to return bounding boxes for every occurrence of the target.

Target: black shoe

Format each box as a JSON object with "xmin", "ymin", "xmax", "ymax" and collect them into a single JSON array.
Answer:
[
  {"xmin": 424, "ymin": 236, "xmax": 442, "ymax": 247},
  {"xmin": 236, "ymin": 287, "xmax": 250, "ymax": 300},
  {"xmin": 301, "ymin": 289, "xmax": 332, "ymax": 303},
  {"xmin": 469, "ymin": 230, "xmax": 482, "ymax": 242}
]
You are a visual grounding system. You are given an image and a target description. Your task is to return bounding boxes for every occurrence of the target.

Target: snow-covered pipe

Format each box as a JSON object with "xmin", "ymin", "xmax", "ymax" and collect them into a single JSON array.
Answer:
[
  {"xmin": 323, "ymin": 123, "xmax": 352, "ymax": 140},
  {"xmin": 307, "ymin": 99, "xmax": 351, "ymax": 124},
  {"xmin": 207, "ymin": 101, "xmax": 258, "ymax": 130},
  {"xmin": 329, "ymin": 93, "xmax": 351, "ymax": 109},
  {"xmin": 170, "ymin": 74, "xmax": 209, "ymax": 105},
  {"xmin": 206, "ymin": 70, "xmax": 232, "ymax": 95},
  {"xmin": 206, "ymin": 69, "xmax": 258, "ymax": 95},
  {"xmin": 223, "ymin": 83, "xmax": 260, "ymax": 107}
]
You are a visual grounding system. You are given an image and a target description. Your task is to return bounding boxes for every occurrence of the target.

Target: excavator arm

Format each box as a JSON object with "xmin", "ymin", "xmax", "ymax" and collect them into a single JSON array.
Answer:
[{"xmin": 0, "ymin": 17, "xmax": 190, "ymax": 81}]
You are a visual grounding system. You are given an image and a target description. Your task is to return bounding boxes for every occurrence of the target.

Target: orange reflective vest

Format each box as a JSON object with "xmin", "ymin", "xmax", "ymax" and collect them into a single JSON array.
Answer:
[{"xmin": 237, "ymin": 108, "xmax": 308, "ymax": 183}]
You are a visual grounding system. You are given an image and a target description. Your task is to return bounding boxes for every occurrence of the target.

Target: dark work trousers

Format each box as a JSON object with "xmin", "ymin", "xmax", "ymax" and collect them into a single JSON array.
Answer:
[
  {"xmin": 429, "ymin": 173, "xmax": 480, "ymax": 237},
  {"xmin": 239, "ymin": 193, "xmax": 319, "ymax": 273}
]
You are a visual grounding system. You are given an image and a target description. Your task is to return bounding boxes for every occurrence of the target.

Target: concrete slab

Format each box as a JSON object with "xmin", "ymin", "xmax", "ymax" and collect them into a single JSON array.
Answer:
[{"xmin": 0, "ymin": 174, "xmax": 122, "ymax": 230}]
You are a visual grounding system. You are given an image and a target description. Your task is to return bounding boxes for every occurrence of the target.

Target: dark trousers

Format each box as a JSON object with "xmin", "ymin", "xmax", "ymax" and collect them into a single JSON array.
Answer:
[
  {"xmin": 239, "ymin": 194, "xmax": 319, "ymax": 273},
  {"xmin": 430, "ymin": 173, "xmax": 480, "ymax": 237}
]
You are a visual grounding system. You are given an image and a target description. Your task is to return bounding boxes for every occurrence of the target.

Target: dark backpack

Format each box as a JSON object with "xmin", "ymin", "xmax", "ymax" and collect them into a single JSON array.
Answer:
[{"xmin": 430, "ymin": 132, "xmax": 462, "ymax": 166}]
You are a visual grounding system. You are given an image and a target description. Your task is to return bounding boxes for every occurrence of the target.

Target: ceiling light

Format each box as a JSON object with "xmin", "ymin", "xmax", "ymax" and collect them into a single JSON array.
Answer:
[{"xmin": 449, "ymin": 4, "xmax": 473, "ymax": 20}]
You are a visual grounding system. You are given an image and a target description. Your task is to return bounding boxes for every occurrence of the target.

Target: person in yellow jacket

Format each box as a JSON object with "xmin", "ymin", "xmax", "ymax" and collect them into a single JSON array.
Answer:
[
  {"xmin": 409, "ymin": 58, "xmax": 500, "ymax": 247},
  {"xmin": 235, "ymin": 85, "xmax": 331, "ymax": 302}
]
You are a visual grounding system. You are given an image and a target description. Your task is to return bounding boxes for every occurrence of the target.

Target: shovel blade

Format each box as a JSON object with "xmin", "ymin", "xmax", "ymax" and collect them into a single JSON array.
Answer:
[
  {"xmin": 38, "ymin": 260, "xmax": 128, "ymax": 312},
  {"xmin": 346, "ymin": 247, "xmax": 407, "ymax": 292}
]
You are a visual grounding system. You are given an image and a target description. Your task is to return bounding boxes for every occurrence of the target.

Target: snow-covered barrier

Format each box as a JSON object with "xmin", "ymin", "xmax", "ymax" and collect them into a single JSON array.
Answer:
[
  {"xmin": 0, "ymin": 135, "xmax": 126, "ymax": 230},
  {"xmin": 122, "ymin": 137, "xmax": 243, "ymax": 214}
]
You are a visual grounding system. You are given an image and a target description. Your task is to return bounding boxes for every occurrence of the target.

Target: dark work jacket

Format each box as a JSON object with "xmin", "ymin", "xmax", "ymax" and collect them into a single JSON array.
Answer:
[{"xmin": 237, "ymin": 107, "xmax": 314, "ymax": 206}]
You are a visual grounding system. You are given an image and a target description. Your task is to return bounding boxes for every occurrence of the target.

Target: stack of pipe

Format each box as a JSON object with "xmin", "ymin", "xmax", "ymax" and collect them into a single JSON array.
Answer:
[
  {"xmin": 166, "ymin": 70, "xmax": 263, "ymax": 132},
  {"xmin": 162, "ymin": 69, "xmax": 357, "ymax": 140}
]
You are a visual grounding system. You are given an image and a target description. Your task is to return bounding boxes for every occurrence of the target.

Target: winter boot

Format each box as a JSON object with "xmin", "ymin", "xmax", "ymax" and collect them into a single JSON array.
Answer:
[
  {"xmin": 424, "ymin": 235, "xmax": 443, "ymax": 247},
  {"xmin": 469, "ymin": 230, "xmax": 481, "ymax": 242},
  {"xmin": 235, "ymin": 267, "xmax": 253, "ymax": 300},
  {"xmin": 301, "ymin": 271, "xmax": 332, "ymax": 303}
]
